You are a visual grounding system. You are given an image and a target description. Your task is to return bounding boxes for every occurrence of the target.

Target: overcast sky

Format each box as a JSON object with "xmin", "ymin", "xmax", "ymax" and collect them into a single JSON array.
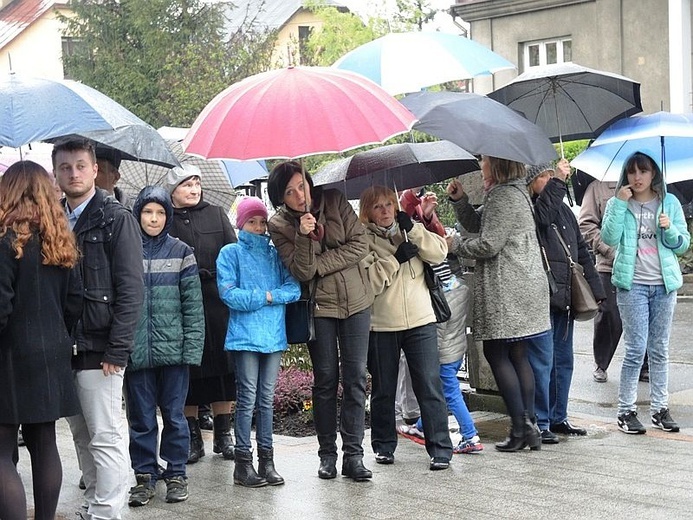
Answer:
[{"xmin": 340, "ymin": 0, "xmax": 465, "ymax": 33}]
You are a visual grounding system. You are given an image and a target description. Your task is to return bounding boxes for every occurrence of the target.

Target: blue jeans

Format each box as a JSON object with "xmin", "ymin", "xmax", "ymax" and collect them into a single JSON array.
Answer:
[
  {"xmin": 309, "ymin": 310, "xmax": 371, "ymax": 460},
  {"xmin": 416, "ymin": 359, "xmax": 477, "ymax": 441},
  {"xmin": 526, "ymin": 331, "xmax": 553, "ymax": 431},
  {"xmin": 617, "ymin": 284, "xmax": 676, "ymax": 415},
  {"xmin": 368, "ymin": 323, "xmax": 453, "ymax": 460},
  {"xmin": 234, "ymin": 351, "xmax": 282, "ymax": 452},
  {"xmin": 124, "ymin": 365, "xmax": 190, "ymax": 483},
  {"xmin": 549, "ymin": 310, "xmax": 574, "ymax": 425}
]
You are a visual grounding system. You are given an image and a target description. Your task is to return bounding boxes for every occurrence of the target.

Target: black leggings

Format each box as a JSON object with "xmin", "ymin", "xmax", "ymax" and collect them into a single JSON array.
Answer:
[
  {"xmin": 0, "ymin": 422, "xmax": 62, "ymax": 520},
  {"xmin": 483, "ymin": 339, "xmax": 535, "ymax": 422}
]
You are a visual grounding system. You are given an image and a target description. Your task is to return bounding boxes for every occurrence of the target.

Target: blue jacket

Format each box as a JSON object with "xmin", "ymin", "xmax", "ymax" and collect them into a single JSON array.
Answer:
[
  {"xmin": 602, "ymin": 159, "xmax": 690, "ymax": 294},
  {"xmin": 217, "ymin": 230, "xmax": 300, "ymax": 353}
]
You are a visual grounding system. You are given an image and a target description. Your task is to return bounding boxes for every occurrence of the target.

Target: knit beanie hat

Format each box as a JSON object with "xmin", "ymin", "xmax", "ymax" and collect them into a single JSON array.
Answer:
[
  {"xmin": 525, "ymin": 162, "xmax": 554, "ymax": 185},
  {"xmin": 166, "ymin": 164, "xmax": 201, "ymax": 194},
  {"xmin": 236, "ymin": 197, "xmax": 268, "ymax": 230}
]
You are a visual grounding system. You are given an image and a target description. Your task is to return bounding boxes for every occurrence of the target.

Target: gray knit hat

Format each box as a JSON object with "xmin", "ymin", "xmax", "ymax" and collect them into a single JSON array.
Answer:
[
  {"xmin": 165, "ymin": 164, "xmax": 201, "ymax": 194},
  {"xmin": 525, "ymin": 162, "xmax": 554, "ymax": 185}
]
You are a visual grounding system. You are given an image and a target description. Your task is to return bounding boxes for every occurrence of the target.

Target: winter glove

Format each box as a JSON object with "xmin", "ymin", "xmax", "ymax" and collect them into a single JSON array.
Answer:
[
  {"xmin": 394, "ymin": 241, "xmax": 419, "ymax": 264},
  {"xmin": 396, "ymin": 211, "xmax": 414, "ymax": 233}
]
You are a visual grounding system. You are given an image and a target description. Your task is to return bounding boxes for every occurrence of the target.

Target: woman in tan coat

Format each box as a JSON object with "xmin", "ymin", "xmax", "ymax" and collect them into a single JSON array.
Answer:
[
  {"xmin": 267, "ymin": 161, "xmax": 373, "ymax": 482},
  {"xmin": 360, "ymin": 186, "xmax": 453, "ymax": 471}
]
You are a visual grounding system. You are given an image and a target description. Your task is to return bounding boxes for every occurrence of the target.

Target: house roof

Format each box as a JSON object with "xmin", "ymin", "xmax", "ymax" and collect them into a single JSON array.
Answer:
[
  {"xmin": 0, "ymin": 0, "xmax": 67, "ymax": 51},
  {"xmin": 223, "ymin": 0, "xmax": 347, "ymax": 33}
]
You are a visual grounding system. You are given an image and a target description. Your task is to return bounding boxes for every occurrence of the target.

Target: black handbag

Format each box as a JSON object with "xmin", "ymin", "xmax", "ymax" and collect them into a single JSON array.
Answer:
[
  {"xmin": 423, "ymin": 263, "xmax": 452, "ymax": 323},
  {"xmin": 285, "ymin": 281, "xmax": 317, "ymax": 344}
]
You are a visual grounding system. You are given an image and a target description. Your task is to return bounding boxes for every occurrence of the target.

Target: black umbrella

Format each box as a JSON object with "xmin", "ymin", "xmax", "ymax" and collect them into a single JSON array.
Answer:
[
  {"xmin": 488, "ymin": 62, "xmax": 642, "ymax": 154},
  {"xmin": 312, "ymin": 140, "xmax": 479, "ymax": 199}
]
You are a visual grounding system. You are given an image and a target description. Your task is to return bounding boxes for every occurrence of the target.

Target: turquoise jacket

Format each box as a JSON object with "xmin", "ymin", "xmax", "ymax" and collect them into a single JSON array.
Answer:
[
  {"xmin": 217, "ymin": 230, "xmax": 300, "ymax": 353},
  {"xmin": 601, "ymin": 156, "xmax": 690, "ymax": 294}
]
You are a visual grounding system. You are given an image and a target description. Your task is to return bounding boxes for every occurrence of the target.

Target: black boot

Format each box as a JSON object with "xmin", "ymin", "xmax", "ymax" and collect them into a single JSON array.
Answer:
[
  {"xmin": 341, "ymin": 457, "xmax": 373, "ymax": 482},
  {"xmin": 186, "ymin": 416, "xmax": 205, "ymax": 464},
  {"xmin": 495, "ymin": 416, "xmax": 527, "ymax": 452},
  {"xmin": 233, "ymin": 449, "xmax": 267, "ymax": 488},
  {"xmin": 213, "ymin": 414, "xmax": 235, "ymax": 460},
  {"xmin": 257, "ymin": 448, "xmax": 284, "ymax": 486},
  {"xmin": 524, "ymin": 413, "xmax": 542, "ymax": 451}
]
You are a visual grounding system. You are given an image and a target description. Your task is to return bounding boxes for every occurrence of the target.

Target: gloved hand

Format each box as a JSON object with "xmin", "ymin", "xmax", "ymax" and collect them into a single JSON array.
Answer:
[
  {"xmin": 394, "ymin": 241, "xmax": 419, "ymax": 264},
  {"xmin": 396, "ymin": 211, "xmax": 414, "ymax": 233}
]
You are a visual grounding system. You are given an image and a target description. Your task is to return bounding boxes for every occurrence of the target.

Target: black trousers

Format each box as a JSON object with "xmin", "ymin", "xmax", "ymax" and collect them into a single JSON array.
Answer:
[{"xmin": 368, "ymin": 323, "xmax": 453, "ymax": 460}]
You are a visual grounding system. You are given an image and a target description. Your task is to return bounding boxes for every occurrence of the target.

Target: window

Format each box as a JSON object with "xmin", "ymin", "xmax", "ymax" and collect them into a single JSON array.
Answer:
[
  {"xmin": 523, "ymin": 38, "xmax": 572, "ymax": 69},
  {"xmin": 298, "ymin": 26, "xmax": 312, "ymax": 65},
  {"xmin": 61, "ymin": 37, "xmax": 84, "ymax": 79}
]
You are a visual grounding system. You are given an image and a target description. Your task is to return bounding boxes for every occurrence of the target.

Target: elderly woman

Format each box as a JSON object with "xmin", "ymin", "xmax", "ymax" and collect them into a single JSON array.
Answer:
[
  {"xmin": 525, "ymin": 159, "xmax": 605, "ymax": 444},
  {"xmin": 447, "ymin": 155, "xmax": 550, "ymax": 452},
  {"xmin": 166, "ymin": 164, "xmax": 237, "ymax": 463},
  {"xmin": 267, "ymin": 161, "xmax": 374, "ymax": 482},
  {"xmin": 359, "ymin": 185, "xmax": 453, "ymax": 471}
]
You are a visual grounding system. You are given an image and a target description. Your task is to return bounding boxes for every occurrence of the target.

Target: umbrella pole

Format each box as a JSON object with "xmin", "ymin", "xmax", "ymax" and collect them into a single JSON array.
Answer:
[
  {"xmin": 301, "ymin": 158, "xmax": 309, "ymax": 212},
  {"xmin": 393, "ymin": 179, "xmax": 408, "ymax": 242}
]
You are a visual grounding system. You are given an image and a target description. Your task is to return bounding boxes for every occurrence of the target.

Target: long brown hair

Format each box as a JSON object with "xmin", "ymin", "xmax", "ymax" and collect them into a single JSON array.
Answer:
[{"xmin": 0, "ymin": 161, "xmax": 79, "ymax": 268}]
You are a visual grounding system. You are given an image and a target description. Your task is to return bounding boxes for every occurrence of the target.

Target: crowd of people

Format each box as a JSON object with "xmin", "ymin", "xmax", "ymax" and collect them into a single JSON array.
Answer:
[{"xmin": 0, "ymin": 139, "xmax": 690, "ymax": 520}]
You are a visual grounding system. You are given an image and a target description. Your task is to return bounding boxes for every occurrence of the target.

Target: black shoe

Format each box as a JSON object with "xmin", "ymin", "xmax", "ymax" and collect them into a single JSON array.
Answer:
[
  {"xmin": 652, "ymin": 407, "xmax": 680, "ymax": 432},
  {"xmin": 318, "ymin": 458, "xmax": 337, "ymax": 479},
  {"xmin": 429, "ymin": 457, "xmax": 450, "ymax": 471},
  {"xmin": 550, "ymin": 420, "xmax": 587, "ymax": 436},
  {"xmin": 540, "ymin": 430, "xmax": 559, "ymax": 444},
  {"xmin": 617, "ymin": 410, "xmax": 646, "ymax": 434},
  {"xmin": 78, "ymin": 476, "xmax": 86, "ymax": 490},
  {"xmin": 374, "ymin": 452, "xmax": 394, "ymax": 465},
  {"xmin": 341, "ymin": 458, "xmax": 372, "ymax": 481},
  {"xmin": 164, "ymin": 476, "xmax": 189, "ymax": 503},
  {"xmin": 403, "ymin": 416, "xmax": 420, "ymax": 426},
  {"xmin": 639, "ymin": 370, "xmax": 650, "ymax": 383}
]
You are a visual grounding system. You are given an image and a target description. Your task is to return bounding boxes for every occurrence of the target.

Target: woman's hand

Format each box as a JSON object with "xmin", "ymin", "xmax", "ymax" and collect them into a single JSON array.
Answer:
[
  {"xmin": 447, "ymin": 179, "xmax": 465, "ymax": 201},
  {"xmin": 299, "ymin": 212, "xmax": 317, "ymax": 235},
  {"xmin": 554, "ymin": 158, "xmax": 571, "ymax": 182},
  {"xmin": 420, "ymin": 192, "xmax": 438, "ymax": 219},
  {"xmin": 659, "ymin": 212, "xmax": 671, "ymax": 230},
  {"xmin": 616, "ymin": 185, "xmax": 633, "ymax": 201}
]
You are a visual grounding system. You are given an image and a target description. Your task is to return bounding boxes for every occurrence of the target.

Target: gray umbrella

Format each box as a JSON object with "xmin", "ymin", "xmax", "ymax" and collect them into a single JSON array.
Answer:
[
  {"xmin": 78, "ymin": 125, "xmax": 180, "ymax": 168},
  {"xmin": 400, "ymin": 91, "xmax": 557, "ymax": 165},
  {"xmin": 118, "ymin": 139, "xmax": 236, "ymax": 210},
  {"xmin": 488, "ymin": 62, "xmax": 642, "ymax": 150},
  {"xmin": 312, "ymin": 140, "xmax": 479, "ymax": 199}
]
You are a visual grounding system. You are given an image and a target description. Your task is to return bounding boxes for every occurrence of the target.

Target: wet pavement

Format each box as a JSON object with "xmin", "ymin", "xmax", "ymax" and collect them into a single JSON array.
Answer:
[{"xmin": 18, "ymin": 298, "xmax": 693, "ymax": 519}]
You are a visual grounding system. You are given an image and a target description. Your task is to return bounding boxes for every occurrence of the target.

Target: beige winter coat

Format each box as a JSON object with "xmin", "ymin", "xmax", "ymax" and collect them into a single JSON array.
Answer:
[
  {"xmin": 363, "ymin": 222, "xmax": 447, "ymax": 332},
  {"xmin": 578, "ymin": 180, "xmax": 618, "ymax": 273},
  {"xmin": 268, "ymin": 188, "xmax": 373, "ymax": 319}
]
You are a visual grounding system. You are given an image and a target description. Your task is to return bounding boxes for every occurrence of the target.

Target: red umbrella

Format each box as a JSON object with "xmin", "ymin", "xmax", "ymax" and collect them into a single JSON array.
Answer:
[{"xmin": 183, "ymin": 66, "xmax": 417, "ymax": 161}]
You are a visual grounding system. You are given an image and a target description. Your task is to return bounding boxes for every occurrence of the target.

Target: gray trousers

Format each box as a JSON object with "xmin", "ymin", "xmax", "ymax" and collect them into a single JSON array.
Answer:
[{"xmin": 67, "ymin": 369, "xmax": 129, "ymax": 520}]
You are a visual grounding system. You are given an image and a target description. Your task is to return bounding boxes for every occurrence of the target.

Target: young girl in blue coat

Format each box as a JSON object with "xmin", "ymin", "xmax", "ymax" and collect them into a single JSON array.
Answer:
[
  {"xmin": 602, "ymin": 152, "xmax": 690, "ymax": 435},
  {"xmin": 217, "ymin": 197, "xmax": 300, "ymax": 487}
]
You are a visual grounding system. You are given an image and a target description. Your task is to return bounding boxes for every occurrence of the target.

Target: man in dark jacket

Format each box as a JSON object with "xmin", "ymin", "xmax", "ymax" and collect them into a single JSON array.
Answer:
[{"xmin": 53, "ymin": 138, "xmax": 144, "ymax": 520}]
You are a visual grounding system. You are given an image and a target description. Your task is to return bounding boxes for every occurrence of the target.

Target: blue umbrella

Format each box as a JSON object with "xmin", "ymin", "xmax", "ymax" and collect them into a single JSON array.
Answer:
[
  {"xmin": 570, "ymin": 112, "xmax": 693, "ymax": 184},
  {"xmin": 221, "ymin": 159, "xmax": 268, "ymax": 187},
  {"xmin": 571, "ymin": 111, "xmax": 693, "ymax": 249},
  {"xmin": 0, "ymin": 73, "xmax": 148, "ymax": 148},
  {"xmin": 333, "ymin": 32, "xmax": 515, "ymax": 96}
]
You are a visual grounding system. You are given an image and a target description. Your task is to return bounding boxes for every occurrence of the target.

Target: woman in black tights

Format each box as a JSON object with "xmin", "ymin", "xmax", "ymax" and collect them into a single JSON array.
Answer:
[
  {"xmin": 446, "ymin": 156, "xmax": 551, "ymax": 451},
  {"xmin": 0, "ymin": 161, "xmax": 82, "ymax": 519}
]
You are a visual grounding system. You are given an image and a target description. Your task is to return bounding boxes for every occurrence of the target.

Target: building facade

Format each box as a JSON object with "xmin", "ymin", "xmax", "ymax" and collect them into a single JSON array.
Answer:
[{"xmin": 450, "ymin": 0, "xmax": 693, "ymax": 113}]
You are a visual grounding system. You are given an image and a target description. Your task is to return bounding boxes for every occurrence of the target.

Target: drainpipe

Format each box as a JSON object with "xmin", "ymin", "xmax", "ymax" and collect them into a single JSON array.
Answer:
[{"xmin": 669, "ymin": 0, "xmax": 692, "ymax": 112}]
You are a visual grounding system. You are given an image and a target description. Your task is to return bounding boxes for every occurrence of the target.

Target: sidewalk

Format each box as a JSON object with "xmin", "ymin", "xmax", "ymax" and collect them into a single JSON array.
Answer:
[{"xmin": 18, "ymin": 410, "xmax": 693, "ymax": 520}]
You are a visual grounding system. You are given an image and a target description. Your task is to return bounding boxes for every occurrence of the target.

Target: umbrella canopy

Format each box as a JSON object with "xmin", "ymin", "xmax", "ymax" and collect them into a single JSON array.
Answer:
[
  {"xmin": 400, "ymin": 91, "xmax": 557, "ymax": 165},
  {"xmin": 0, "ymin": 73, "xmax": 149, "ymax": 148},
  {"xmin": 312, "ymin": 140, "xmax": 478, "ymax": 199},
  {"xmin": 183, "ymin": 66, "xmax": 417, "ymax": 161},
  {"xmin": 118, "ymin": 139, "xmax": 238, "ymax": 210},
  {"xmin": 570, "ymin": 112, "xmax": 693, "ymax": 183},
  {"xmin": 488, "ymin": 62, "xmax": 642, "ymax": 148},
  {"xmin": 77, "ymin": 125, "xmax": 180, "ymax": 168},
  {"xmin": 332, "ymin": 32, "xmax": 515, "ymax": 96},
  {"xmin": 221, "ymin": 159, "xmax": 268, "ymax": 187}
]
